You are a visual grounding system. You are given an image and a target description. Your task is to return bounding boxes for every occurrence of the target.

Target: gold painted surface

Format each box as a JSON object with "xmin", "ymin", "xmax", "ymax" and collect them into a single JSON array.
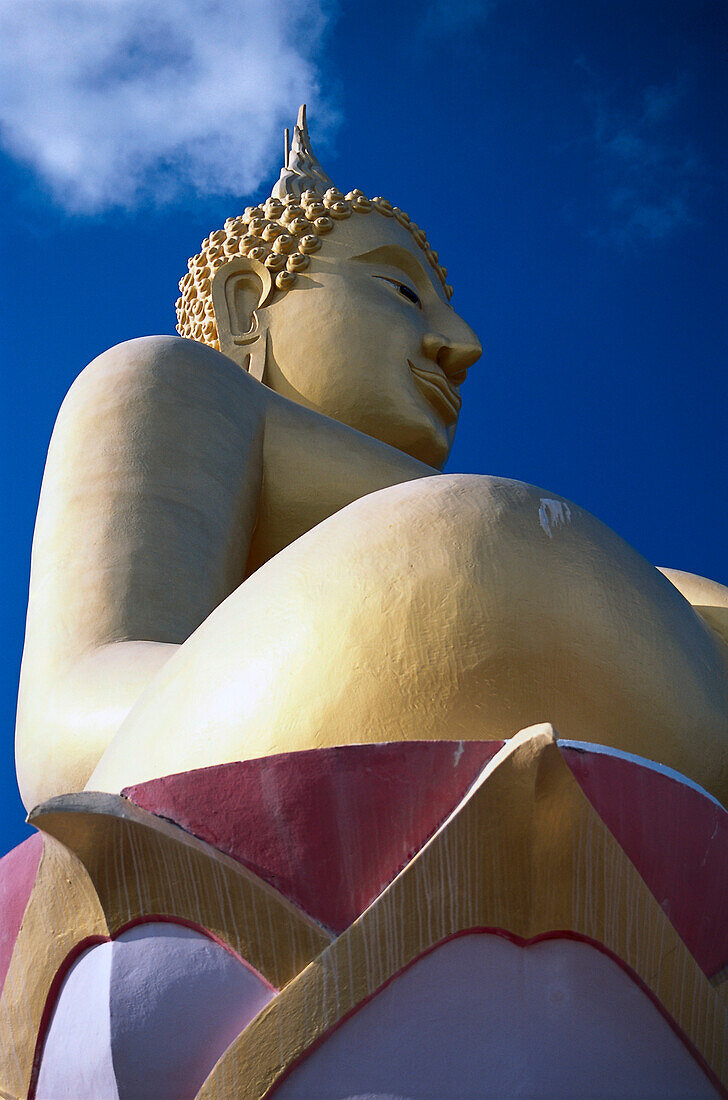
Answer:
[
  {"xmin": 198, "ymin": 728, "xmax": 728, "ymax": 1098},
  {"xmin": 0, "ymin": 797, "xmax": 330, "ymax": 1099},
  {"xmin": 660, "ymin": 567, "xmax": 728, "ymax": 652},
  {"xmin": 90, "ymin": 475, "xmax": 728, "ymax": 806},
  {"xmin": 32, "ymin": 795, "xmax": 331, "ymax": 989},
  {"xmin": 18, "ymin": 109, "xmax": 728, "ymax": 820},
  {"xmin": 0, "ymin": 834, "xmax": 105, "ymax": 1100},
  {"xmin": 7, "ymin": 102, "xmax": 726, "ymax": 1098},
  {"xmin": 177, "ymin": 106, "xmax": 453, "ymax": 351}
]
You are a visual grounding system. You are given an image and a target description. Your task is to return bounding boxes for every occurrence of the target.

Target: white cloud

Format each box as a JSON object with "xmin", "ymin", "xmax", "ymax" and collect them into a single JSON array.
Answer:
[{"xmin": 0, "ymin": 0, "xmax": 333, "ymax": 212}]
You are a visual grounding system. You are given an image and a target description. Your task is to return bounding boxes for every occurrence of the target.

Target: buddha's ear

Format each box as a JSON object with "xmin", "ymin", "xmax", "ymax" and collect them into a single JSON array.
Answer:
[{"xmin": 211, "ymin": 257, "xmax": 274, "ymax": 381}]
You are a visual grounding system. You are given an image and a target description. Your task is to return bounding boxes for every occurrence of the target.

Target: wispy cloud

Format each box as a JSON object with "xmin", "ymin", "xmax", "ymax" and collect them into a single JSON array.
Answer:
[
  {"xmin": 0, "ymin": 0, "xmax": 333, "ymax": 213},
  {"xmin": 418, "ymin": 0, "xmax": 499, "ymax": 36},
  {"xmin": 581, "ymin": 69, "xmax": 706, "ymax": 245}
]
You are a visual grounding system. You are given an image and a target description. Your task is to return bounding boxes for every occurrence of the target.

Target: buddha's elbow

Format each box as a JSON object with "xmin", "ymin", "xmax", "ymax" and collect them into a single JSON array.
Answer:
[{"xmin": 15, "ymin": 639, "xmax": 178, "ymax": 811}]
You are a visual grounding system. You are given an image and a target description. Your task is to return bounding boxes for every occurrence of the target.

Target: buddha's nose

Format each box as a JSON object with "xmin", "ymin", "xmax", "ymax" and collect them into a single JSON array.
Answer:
[{"xmin": 422, "ymin": 328, "xmax": 482, "ymax": 382}]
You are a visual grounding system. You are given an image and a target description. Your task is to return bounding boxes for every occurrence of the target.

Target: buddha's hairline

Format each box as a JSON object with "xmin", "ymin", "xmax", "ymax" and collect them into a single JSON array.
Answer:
[{"xmin": 175, "ymin": 190, "xmax": 453, "ymax": 352}]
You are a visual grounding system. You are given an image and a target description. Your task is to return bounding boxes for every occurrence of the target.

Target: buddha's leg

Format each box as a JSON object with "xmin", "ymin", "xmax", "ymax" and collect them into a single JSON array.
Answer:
[{"xmin": 89, "ymin": 475, "xmax": 728, "ymax": 806}]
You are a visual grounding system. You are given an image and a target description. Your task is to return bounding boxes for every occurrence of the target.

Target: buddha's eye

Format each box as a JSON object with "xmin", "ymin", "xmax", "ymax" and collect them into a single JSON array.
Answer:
[
  {"xmin": 374, "ymin": 275, "xmax": 422, "ymax": 309},
  {"xmin": 397, "ymin": 283, "xmax": 421, "ymax": 306}
]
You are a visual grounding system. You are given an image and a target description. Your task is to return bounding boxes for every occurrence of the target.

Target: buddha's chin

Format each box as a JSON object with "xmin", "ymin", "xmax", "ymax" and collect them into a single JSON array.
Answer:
[
  {"xmin": 410, "ymin": 432, "xmax": 451, "ymax": 471},
  {"xmin": 342, "ymin": 397, "xmax": 454, "ymax": 469},
  {"xmin": 399, "ymin": 411, "xmax": 454, "ymax": 470},
  {"xmin": 364, "ymin": 412, "xmax": 451, "ymax": 469}
]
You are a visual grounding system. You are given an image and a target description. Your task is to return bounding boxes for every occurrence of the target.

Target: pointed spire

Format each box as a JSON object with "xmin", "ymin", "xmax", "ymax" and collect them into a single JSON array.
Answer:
[{"xmin": 271, "ymin": 104, "xmax": 336, "ymax": 200}]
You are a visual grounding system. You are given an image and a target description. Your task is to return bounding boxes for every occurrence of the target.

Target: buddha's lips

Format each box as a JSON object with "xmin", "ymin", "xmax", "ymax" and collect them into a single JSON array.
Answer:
[{"xmin": 408, "ymin": 361, "xmax": 462, "ymax": 423}]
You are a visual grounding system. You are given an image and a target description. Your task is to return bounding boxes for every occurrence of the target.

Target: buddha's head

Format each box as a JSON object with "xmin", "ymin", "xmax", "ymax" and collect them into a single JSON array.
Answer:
[{"xmin": 176, "ymin": 107, "xmax": 481, "ymax": 469}]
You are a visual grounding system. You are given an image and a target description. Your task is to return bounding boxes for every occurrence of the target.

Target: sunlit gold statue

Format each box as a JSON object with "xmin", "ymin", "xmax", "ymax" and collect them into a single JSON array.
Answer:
[{"xmin": 16, "ymin": 106, "xmax": 728, "ymax": 811}]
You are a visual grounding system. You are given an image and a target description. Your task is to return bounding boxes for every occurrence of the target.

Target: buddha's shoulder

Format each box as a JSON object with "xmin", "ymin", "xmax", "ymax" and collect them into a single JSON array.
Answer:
[{"xmin": 63, "ymin": 335, "xmax": 264, "ymax": 414}]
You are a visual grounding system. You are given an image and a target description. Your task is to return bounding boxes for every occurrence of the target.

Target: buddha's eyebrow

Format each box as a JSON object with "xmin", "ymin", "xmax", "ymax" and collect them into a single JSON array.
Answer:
[{"xmin": 351, "ymin": 244, "xmax": 434, "ymax": 291}]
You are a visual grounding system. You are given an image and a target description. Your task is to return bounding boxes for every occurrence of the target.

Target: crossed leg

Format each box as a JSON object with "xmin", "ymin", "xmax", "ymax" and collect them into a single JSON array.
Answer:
[{"xmin": 89, "ymin": 475, "xmax": 728, "ymax": 805}]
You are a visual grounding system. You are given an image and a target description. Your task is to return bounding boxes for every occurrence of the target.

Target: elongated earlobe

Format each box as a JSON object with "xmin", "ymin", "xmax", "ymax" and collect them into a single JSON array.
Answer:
[
  {"xmin": 211, "ymin": 258, "xmax": 273, "ymax": 380},
  {"xmin": 247, "ymin": 329, "xmax": 268, "ymax": 382}
]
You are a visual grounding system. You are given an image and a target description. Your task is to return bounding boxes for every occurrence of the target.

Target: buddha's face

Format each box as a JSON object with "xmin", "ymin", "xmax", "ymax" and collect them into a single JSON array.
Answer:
[{"xmin": 256, "ymin": 214, "xmax": 482, "ymax": 469}]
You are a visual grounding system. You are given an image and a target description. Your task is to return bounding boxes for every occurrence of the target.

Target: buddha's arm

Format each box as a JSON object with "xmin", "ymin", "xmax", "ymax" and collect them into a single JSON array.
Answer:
[
  {"xmin": 16, "ymin": 336, "xmax": 268, "ymax": 809},
  {"xmin": 246, "ymin": 387, "xmax": 435, "ymax": 571},
  {"xmin": 16, "ymin": 336, "xmax": 435, "ymax": 809}
]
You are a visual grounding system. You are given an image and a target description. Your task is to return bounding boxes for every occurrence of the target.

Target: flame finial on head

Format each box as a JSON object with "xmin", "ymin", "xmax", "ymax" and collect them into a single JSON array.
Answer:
[
  {"xmin": 176, "ymin": 106, "xmax": 454, "ymax": 347},
  {"xmin": 272, "ymin": 105, "xmax": 335, "ymax": 200}
]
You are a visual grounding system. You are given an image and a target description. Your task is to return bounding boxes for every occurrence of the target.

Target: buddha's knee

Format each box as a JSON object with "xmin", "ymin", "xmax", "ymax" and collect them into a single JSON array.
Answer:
[
  {"xmin": 251, "ymin": 471, "xmax": 728, "ymax": 796},
  {"xmin": 90, "ymin": 474, "xmax": 728, "ymax": 804}
]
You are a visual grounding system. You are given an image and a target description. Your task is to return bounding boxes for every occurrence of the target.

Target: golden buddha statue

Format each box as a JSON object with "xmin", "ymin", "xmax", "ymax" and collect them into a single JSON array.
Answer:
[
  {"xmin": 4, "ymin": 106, "xmax": 728, "ymax": 1100},
  {"xmin": 15, "ymin": 106, "xmax": 728, "ymax": 812}
]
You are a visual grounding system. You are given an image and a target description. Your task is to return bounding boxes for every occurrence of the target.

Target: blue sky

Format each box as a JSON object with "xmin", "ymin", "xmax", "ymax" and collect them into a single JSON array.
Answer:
[{"xmin": 1, "ymin": 0, "xmax": 726, "ymax": 853}]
